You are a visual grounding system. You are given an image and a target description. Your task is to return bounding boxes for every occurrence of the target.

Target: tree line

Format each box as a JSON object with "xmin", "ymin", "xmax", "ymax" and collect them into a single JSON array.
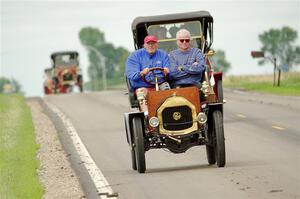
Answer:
[{"xmin": 3, "ymin": 25, "xmax": 298, "ymax": 94}]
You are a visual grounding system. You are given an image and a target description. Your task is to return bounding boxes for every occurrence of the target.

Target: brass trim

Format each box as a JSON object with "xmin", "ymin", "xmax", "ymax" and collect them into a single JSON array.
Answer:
[{"xmin": 157, "ymin": 96, "xmax": 198, "ymax": 136}]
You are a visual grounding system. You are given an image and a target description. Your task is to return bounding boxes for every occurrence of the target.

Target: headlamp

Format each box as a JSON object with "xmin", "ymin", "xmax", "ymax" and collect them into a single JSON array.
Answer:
[
  {"xmin": 149, "ymin": 117, "xmax": 159, "ymax": 127},
  {"xmin": 197, "ymin": 112, "xmax": 207, "ymax": 124}
]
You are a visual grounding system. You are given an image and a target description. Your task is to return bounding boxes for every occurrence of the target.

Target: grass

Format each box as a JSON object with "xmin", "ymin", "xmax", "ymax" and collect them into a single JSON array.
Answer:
[
  {"xmin": 223, "ymin": 72, "xmax": 300, "ymax": 96},
  {"xmin": 0, "ymin": 94, "xmax": 43, "ymax": 199}
]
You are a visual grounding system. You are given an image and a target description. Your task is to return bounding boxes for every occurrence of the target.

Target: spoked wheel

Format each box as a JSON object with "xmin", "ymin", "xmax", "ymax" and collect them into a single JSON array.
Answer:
[
  {"xmin": 212, "ymin": 110, "xmax": 226, "ymax": 167},
  {"xmin": 132, "ymin": 117, "xmax": 146, "ymax": 173}
]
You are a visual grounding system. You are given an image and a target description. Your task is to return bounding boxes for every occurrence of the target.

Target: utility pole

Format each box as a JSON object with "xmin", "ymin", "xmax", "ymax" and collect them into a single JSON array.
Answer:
[
  {"xmin": 268, "ymin": 57, "xmax": 278, "ymax": 87},
  {"xmin": 85, "ymin": 45, "xmax": 107, "ymax": 90},
  {"xmin": 251, "ymin": 51, "xmax": 278, "ymax": 87}
]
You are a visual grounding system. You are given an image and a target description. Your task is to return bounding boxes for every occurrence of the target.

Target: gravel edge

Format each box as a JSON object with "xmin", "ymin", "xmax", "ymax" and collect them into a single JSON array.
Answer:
[{"xmin": 27, "ymin": 98, "xmax": 86, "ymax": 199}]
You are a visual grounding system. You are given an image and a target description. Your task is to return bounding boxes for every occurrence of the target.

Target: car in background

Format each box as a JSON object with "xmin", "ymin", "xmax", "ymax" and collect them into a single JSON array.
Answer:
[
  {"xmin": 43, "ymin": 67, "xmax": 55, "ymax": 95},
  {"xmin": 51, "ymin": 51, "xmax": 83, "ymax": 93}
]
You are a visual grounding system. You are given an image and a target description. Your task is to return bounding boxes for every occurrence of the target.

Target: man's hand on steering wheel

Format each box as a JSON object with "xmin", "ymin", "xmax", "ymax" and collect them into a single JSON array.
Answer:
[
  {"xmin": 163, "ymin": 67, "xmax": 169, "ymax": 75},
  {"xmin": 140, "ymin": 67, "xmax": 169, "ymax": 76},
  {"xmin": 140, "ymin": 67, "xmax": 168, "ymax": 85},
  {"xmin": 140, "ymin": 68, "xmax": 150, "ymax": 76}
]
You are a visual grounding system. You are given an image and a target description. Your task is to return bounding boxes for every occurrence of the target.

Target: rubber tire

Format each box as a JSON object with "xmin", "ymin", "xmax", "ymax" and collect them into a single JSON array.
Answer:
[
  {"xmin": 53, "ymin": 77, "xmax": 59, "ymax": 94},
  {"xmin": 217, "ymin": 80, "xmax": 223, "ymax": 103},
  {"xmin": 130, "ymin": 148, "xmax": 137, "ymax": 170},
  {"xmin": 206, "ymin": 145, "xmax": 216, "ymax": 165},
  {"xmin": 132, "ymin": 117, "xmax": 146, "ymax": 173},
  {"xmin": 125, "ymin": 117, "xmax": 137, "ymax": 170},
  {"xmin": 212, "ymin": 110, "xmax": 226, "ymax": 167},
  {"xmin": 77, "ymin": 75, "xmax": 83, "ymax": 92},
  {"xmin": 79, "ymin": 85, "xmax": 83, "ymax": 92}
]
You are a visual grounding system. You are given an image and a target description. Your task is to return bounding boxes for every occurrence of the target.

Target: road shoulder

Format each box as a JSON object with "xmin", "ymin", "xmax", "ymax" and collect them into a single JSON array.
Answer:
[
  {"xmin": 27, "ymin": 97, "xmax": 85, "ymax": 199},
  {"xmin": 224, "ymin": 88, "xmax": 300, "ymax": 111}
]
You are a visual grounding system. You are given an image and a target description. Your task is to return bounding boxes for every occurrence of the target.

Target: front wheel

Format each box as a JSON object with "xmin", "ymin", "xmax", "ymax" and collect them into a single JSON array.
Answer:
[
  {"xmin": 212, "ymin": 110, "xmax": 226, "ymax": 167},
  {"xmin": 132, "ymin": 117, "xmax": 146, "ymax": 173},
  {"xmin": 130, "ymin": 147, "xmax": 137, "ymax": 170},
  {"xmin": 77, "ymin": 75, "xmax": 83, "ymax": 92},
  {"xmin": 217, "ymin": 80, "xmax": 223, "ymax": 103},
  {"xmin": 125, "ymin": 117, "xmax": 137, "ymax": 170},
  {"xmin": 52, "ymin": 77, "xmax": 59, "ymax": 94}
]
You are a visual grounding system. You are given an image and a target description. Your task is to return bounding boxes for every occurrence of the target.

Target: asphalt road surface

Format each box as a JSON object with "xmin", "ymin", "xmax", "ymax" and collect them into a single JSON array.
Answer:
[{"xmin": 45, "ymin": 89, "xmax": 300, "ymax": 199}]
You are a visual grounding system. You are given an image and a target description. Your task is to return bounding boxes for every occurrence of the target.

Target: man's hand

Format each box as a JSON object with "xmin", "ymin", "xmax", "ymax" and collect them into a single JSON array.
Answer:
[
  {"xmin": 177, "ymin": 66, "xmax": 184, "ymax": 71},
  {"xmin": 140, "ymin": 68, "xmax": 149, "ymax": 76},
  {"xmin": 163, "ymin": 67, "xmax": 169, "ymax": 75}
]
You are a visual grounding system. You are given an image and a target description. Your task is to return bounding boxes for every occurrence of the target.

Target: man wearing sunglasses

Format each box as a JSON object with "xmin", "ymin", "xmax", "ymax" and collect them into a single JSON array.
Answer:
[{"xmin": 169, "ymin": 29, "xmax": 205, "ymax": 88}]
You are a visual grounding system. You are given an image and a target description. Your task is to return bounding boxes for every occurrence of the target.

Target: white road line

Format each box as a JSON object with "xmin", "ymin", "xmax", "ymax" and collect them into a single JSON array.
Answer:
[
  {"xmin": 272, "ymin": 125, "xmax": 285, "ymax": 131},
  {"xmin": 236, "ymin": 113, "xmax": 247, "ymax": 118},
  {"xmin": 45, "ymin": 101, "xmax": 117, "ymax": 199}
]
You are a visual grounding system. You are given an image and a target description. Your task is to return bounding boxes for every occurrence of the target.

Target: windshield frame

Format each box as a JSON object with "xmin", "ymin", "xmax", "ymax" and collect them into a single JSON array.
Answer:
[
  {"xmin": 147, "ymin": 20, "xmax": 203, "ymax": 52},
  {"xmin": 53, "ymin": 53, "xmax": 79, "ymax": 68}
]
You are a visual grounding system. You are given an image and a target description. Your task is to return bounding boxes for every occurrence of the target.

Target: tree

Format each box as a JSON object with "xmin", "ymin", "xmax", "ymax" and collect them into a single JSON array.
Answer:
[
  {"xmin": 79, "ymin": 27, "xmax": 130, "ymax": 90},
  {"xmin": 258, "ymin": 26, "xmax": 300, "ymax": 71},
  {"xmin": 210, "ymin": 49, "xmax": 231, "ymax": 74},
  {"xmin": 0, "ymin": 77, "xmax": 22, "ymax": 93},
  {"xmin": 79, "ymin": 27, "xmax": 105, "ymax": 47}
]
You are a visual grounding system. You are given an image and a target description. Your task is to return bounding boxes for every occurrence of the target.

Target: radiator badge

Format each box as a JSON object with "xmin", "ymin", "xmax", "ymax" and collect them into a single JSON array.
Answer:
[{"xmin": 173, "ymin": 112, "xmax": 182, "ymax": 120}]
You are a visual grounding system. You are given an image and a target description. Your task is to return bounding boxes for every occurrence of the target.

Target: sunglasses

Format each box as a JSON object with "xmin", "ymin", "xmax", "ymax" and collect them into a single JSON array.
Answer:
[{"xmin": 179, "ymin": 39, "xmax": 190, "ymax": 43}]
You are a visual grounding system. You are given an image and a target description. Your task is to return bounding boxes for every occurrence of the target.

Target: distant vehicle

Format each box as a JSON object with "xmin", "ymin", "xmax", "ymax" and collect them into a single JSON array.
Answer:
[
  {"xmin": 124, "ymin": 11, "xmax": 225, "ymax": 173},
  {"xmin": 43, "ymin": 68, "xmax": 55, "ymax": 95},
  {"xmin": 50, "ymin": 51, "xmax": 83, "ymax": 93}
]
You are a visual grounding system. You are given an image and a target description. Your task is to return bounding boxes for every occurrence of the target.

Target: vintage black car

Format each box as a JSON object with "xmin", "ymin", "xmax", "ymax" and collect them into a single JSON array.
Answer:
[
  {"xmin": 124, "ymin": 11, "xmax": 225, "ymax": 173},
  {"xmin": 50, "ymin": 51, "xmax": 83, "ymax": 93}
]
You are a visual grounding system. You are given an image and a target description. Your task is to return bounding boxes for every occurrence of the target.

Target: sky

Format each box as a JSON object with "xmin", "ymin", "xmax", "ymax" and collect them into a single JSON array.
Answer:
[{"xmin": 1, "ymin": 0, "xmax": 300, "ymax": 96}]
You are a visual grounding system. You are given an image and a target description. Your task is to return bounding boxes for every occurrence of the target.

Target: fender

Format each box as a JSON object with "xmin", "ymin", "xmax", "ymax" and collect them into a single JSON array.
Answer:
[
  {"xmin": 124, "ymin": 112, "xmax": 145, "ymax": 146},
  {"xmin": 208, "ymin": 102, "xmax": 223, "ymax": 113}
]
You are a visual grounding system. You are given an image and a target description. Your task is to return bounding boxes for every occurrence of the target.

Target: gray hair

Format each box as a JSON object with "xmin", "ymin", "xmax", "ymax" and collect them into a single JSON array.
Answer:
[{"xmin": 176, "ymin": 29, "xmax": 191, "ymax": 39}]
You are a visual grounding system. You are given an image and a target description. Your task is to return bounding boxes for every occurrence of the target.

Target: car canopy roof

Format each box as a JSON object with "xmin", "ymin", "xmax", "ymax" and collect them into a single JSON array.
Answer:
[
  {"xmin": 131, "ymin": 11, "xmax": 213, "ymax": 49},
  {"xmin": 131, "ymin": 11, "xmax": 213, "ymax": 31},
  {"xmin": 50, "ymin": 51, "xmax": 79, "ymax": 59}
]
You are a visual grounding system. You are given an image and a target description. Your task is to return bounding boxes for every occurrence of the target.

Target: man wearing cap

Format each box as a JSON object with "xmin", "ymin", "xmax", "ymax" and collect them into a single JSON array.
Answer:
[
  {"xmin": 125, "ymin": 35, "xmax": 170, "ymax": 111},
  {"xmin": 169, "ymin": 29, "xmax": 205, "ymax": 88}
]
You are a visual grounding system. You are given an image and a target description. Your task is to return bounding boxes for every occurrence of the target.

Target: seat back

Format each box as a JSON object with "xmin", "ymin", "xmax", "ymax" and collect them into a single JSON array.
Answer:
[{"xmin": 125, "ymin": 76, "xmax": 139, "ymax": 108}]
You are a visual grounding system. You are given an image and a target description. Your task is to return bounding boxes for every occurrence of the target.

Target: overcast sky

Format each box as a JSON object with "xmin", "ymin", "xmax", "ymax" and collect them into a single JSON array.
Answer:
[{"xmin": 1, "ymin": 0, "xmax": 299, "ymax": 96}]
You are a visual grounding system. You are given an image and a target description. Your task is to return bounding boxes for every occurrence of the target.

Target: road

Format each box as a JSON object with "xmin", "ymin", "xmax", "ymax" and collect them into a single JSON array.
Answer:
[{"xmin": 45, "ymin": 89, "xmax": 300, "ymax": 199}]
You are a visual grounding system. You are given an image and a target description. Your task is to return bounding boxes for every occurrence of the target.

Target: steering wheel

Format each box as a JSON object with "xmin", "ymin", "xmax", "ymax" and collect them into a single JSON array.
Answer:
[{"xmin": 141, "ymin": 67, "xmax": 167, "ymax": 85}]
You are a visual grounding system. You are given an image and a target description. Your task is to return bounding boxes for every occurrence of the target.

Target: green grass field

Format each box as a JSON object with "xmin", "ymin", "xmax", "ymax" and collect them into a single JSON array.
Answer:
[
  {"xmin": 0, "ymin": 94, "xmax": 43, "ymax": 199},
  {"xmin": 223, "ymin": 72, "xmax": 300, "ymax": 96}
]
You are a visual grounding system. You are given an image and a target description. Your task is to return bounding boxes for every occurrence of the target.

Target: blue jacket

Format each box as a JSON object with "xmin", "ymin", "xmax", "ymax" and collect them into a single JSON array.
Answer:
[
  {"xmin": 125, "ymin": 48, "xmax": 170, "ymax": 89},
  {"xmin": 169, "ymin": 48, "xmax": 205, "ymax": 86}
]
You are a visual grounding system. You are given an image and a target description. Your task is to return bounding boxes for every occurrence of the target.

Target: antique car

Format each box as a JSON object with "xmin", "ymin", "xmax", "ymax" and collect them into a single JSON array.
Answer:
[
  {"xmin": 43, "ymin": 67, "xmax": 55, "ymax": 95},
  {"xmin": 50, "ymin": 51, "xmax": 83, "ymax": 93},
  {"xmin": 124, "ymin": 11, "xmax": 225, "ymax": 173}
]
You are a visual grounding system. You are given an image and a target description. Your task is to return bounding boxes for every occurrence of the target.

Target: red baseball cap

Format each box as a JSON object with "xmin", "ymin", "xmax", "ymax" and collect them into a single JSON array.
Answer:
[{"xmin": 144, "ymin": 35, "xmax": 158, "ymax": 44}]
